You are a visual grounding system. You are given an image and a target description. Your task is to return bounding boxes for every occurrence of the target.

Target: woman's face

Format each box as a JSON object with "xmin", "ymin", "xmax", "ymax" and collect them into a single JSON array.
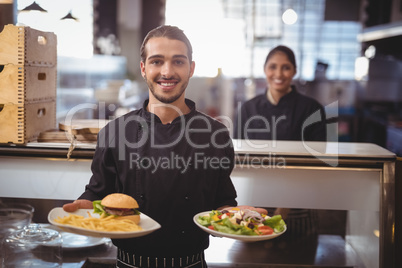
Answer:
[{"xmin": 264, "ymin": 51, "xmax": 296, "ymax": 94}]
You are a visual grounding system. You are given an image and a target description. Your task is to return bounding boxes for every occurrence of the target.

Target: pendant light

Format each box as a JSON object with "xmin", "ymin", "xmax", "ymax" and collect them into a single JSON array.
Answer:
[
  {"xmin": 61, "ymin": 11, "xmax": 78, "ymax": 21},
  {"xmin": 20, "ymin": 1, "xmax": 47, "ymax": 12}
]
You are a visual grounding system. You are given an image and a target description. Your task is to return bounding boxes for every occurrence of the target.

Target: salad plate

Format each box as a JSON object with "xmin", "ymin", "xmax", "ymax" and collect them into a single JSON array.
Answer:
[
  {"xmin": 48, "ymin": 208, "xmax": 161, "ymax": 239},
  {"xmin": 193, "ymin": 210, "xmax": 286, "ymax": 242}
]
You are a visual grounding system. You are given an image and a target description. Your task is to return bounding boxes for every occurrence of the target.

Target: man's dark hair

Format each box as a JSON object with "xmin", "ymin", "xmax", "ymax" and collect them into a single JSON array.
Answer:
[{"xmin": 140, "ymin": 25, "xmax": 193, "ymax": 63}]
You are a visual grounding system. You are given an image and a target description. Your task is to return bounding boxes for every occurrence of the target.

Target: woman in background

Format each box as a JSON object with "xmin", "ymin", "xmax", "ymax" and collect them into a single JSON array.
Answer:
[
  {"xmin": 234, "ymin": 45, "xmax": 326, "ymax": 142},
  {"xmin": 234, "ymin": 45, "xmax": 327, "ymax": 239}
]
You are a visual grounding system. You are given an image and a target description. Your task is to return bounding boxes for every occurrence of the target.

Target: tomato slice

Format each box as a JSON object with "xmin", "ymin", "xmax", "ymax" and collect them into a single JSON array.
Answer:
[
  {"xmin": 218, "ymin": 212, "xmax": 232, "ymax": 219},
  {"xmin": 208, "ymin": 225, "xmax": 215, "ymax": 230},
  {"xmin": 257, "ymin": 225, "xmax": 274, "ymax": 235}
]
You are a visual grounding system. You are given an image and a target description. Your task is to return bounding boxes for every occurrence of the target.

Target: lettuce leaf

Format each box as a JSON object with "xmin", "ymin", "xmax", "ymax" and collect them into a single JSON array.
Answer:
[
  {"xmin": 92, "ymin": 200, "xmax": 141, "ymax": 217},
  {"xmin": 197, "ymin": 216, "xmax": 212, "ymax": 227},
  {"xmin": 92, "ymin": 200, "xmax": 108, "ymax": 216},
  {"xmin": 213, "ymin": 218, "xmax": 256, "ymax": 236},
  {"xmin": 264, "ymin": 215, "xmax": 286, "ymax": 233}
]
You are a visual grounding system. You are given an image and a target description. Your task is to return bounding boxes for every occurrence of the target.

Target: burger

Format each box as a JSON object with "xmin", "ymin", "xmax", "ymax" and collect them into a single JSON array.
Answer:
[{"xmin": 93, "ymin": 193, "xmax": 141, "ymax": 224}]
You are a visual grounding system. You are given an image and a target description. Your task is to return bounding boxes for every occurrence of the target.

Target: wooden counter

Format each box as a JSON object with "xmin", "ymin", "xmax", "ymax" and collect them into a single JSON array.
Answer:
[
  {"xmin": 0, "ymin": 140, "xmax": 396, "ymax": 268},
  {"xmin": 230, "ymin": 140, "xmax": 395, "ymax": 268}
]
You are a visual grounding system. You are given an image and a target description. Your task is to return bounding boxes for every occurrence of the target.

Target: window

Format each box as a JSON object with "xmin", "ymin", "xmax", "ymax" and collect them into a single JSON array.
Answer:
[
  {"xmin": 17, "ymin": 0, "xmax": 93, "ymax": 58},
  {"xmin": 165, "ymin": 0, "xmax": 362, "ymax": 80}
]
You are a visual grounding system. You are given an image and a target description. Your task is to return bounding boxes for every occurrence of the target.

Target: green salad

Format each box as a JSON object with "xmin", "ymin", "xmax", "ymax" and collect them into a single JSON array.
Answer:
[{"xmin": 197, "ymin": 209, "xmax": 286, "ymax": 236}]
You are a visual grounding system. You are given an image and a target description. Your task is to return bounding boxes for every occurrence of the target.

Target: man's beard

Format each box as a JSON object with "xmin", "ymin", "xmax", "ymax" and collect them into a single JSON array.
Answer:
[{"xmin": 146, "ymin": 75, "xmax": 188, "ymax": 104}]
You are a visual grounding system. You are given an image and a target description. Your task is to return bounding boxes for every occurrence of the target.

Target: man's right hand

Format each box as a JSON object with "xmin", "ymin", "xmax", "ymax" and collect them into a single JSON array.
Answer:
[{"xmin": 63, "ymin": 199, "xmax": 93, "ymax": 212}]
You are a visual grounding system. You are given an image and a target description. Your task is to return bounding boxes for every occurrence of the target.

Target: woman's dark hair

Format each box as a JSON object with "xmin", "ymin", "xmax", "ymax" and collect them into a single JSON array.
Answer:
[
  {"xmin": 140, "ymin": 25, "xmax": 193, "ymax": 63},
  {"xmin": 264, "ymin": 45, "xmax": 297, "ymax": 70}
]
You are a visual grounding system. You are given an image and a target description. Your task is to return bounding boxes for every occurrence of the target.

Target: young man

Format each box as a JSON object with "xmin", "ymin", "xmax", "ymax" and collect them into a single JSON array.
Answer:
[{"xmin": 63, "ymin": 25, "xmax": 238, "ymax": 268}]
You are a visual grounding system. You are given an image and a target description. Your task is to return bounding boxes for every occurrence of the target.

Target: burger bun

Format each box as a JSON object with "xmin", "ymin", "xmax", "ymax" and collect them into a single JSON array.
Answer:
[
  {"xmin": 101, "ymin": 193, "xmax": 139, "ymax": 209},
  {"xmin": 100, "ymin": 193, "xmax": 140, "ymax": 224}
]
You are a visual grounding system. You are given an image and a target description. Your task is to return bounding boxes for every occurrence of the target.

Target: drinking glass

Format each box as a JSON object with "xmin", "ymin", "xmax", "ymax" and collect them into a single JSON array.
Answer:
[
  {"xmin": 0, "ymin": 203, "xmax": 34, "ymax": 242},
  {"xmin": 2, "ymin": 224, "xmax": 62, "ymax": 267}
]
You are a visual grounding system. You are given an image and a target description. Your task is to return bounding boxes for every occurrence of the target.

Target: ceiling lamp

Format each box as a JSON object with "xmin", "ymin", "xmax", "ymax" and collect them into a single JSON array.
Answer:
[
  {"xmin": 61, "ymin": 11, "xmax": 78, "ymax": 21},
  {"xmin": 282, "ymin": 8, "xmax": 298, "ymax": 25},
  {"xmin": 20, "ymin": 1, "xmax": 47, "ymax": 12}
]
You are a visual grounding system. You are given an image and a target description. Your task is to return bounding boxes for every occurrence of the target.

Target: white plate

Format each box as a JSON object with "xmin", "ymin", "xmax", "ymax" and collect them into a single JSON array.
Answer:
[
  {"xmin": 48, "ymin": 208, "xmax": 161, "ymax": 239},
  {"xmin": 193, "ymin": 211, "xmax": 286, "ymax": 242},
  {"xmin": 41, "ymin": 224, "xmax": 111, "ymax": 249}
]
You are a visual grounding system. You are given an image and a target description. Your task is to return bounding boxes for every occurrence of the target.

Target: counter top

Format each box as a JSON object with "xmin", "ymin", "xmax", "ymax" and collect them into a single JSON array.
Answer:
[
  {"xmin": 0, "ymin": 140, "xmax": 396, "ymax": 162},
  {"xmin": 232, "ymin": 139, "xmax": 395, "ymax": 159},
  {"xmin": 13, "ymin": 227, "xmax": 363, "ymax": 268},
  {"xmin": 0, "ymin": 140, "xmax": 396, "ymax": 267},
  {"xmin": 0, "ymin": 141, "xmax": 96, "ymax": 159}
]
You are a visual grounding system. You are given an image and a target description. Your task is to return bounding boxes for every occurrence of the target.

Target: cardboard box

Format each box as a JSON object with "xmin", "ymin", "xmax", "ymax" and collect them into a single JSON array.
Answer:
[
  {"xmin": 0, "ymin": 101, "xmax": 56, "ymax": 144},
  {"xmin": 0, "ymin": 25, "xmax": 57, "ymax": 144},
  {"xmin": 0, "ymin": 24, "xmax": 57, "ymax": 67},
  {"xmin": 0, "ymin": 64, "xmax": 57, "ymax": 103}
]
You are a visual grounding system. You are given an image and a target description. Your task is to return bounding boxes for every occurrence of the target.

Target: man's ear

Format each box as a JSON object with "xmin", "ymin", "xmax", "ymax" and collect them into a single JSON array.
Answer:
[
  {"xmin": 189, "ymin": 61, "xmax": 195, "ymax": 78},
  {"xmin": 140, "ymin": 61, "xmax": 146, "ymax": 78}
]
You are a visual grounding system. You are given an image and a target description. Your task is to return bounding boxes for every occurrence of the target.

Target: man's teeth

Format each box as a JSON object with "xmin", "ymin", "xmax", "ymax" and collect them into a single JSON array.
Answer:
[{"xmin": 160, "ymin": 82, "xmax": 175, "ymax": 86}]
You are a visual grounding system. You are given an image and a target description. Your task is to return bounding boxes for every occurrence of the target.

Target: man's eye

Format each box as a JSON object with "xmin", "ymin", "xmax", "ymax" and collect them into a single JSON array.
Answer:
[
  {"xmin": 174, "ymin": 60, "xmax": 184, "ymax": 65},
  {"xmin": 151, "ymin": 60, "xmax": 162, "ymax": 65}
]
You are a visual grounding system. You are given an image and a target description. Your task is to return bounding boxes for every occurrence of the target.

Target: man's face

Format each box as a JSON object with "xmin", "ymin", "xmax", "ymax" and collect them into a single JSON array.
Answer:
[{"xmin": 140, "ymin": 37, "xmax": 195, "ymax": 104}]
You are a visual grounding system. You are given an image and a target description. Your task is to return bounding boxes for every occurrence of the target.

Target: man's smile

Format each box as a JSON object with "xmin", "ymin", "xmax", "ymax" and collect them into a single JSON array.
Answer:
[
  {"xmin": 160, "ymin": 82, "xmax": 176, "ymax": 86},
  {"xmin": 157, "ymin": 79, "xmax": 179, "ymax": 90}
]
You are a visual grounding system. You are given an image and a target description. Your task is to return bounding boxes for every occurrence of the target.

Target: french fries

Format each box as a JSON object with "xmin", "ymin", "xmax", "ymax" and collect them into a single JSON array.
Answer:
[{"xmin": 54, "ymin": 211, "xmax": 142, "ymax": 232}]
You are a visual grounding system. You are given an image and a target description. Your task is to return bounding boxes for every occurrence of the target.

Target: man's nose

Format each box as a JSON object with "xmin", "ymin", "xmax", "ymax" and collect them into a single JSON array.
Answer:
[{"xmin": 161, "ymin": 62, "xmax": 174, "ymax": 77}]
